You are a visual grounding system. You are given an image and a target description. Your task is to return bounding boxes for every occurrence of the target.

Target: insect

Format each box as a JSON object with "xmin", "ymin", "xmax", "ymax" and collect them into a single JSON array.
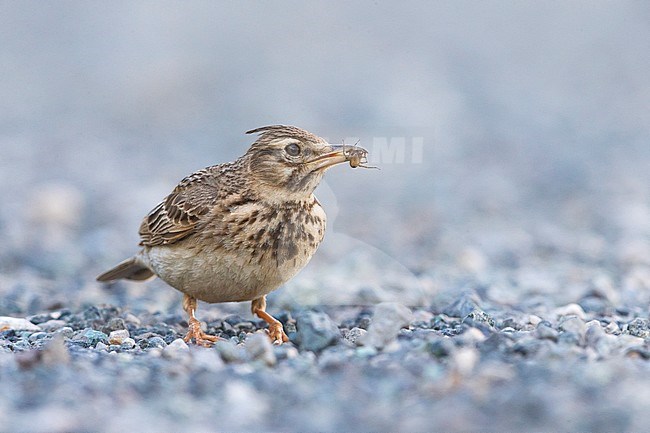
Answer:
[{"xmin": 342, "ymin": 140, "xmax": 379, "ymax": 169}]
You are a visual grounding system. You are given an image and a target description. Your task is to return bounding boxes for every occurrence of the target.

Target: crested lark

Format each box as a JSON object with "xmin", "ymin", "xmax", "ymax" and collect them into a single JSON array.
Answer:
[{"xmin": 97, "ymin": 125, "xmax": 369, "ymax": 345}]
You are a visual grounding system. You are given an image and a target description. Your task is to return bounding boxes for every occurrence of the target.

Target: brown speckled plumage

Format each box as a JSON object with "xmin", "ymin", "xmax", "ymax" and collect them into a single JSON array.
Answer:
[{"xmin": 97, "ymin": 125, "xmax": 368, "ymax": 345}]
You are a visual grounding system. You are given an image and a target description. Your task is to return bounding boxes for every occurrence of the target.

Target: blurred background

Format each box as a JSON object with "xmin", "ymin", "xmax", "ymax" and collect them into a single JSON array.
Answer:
[{"xmin": 1, "ymin": 1, "xmax": 649, "ymax": 314}]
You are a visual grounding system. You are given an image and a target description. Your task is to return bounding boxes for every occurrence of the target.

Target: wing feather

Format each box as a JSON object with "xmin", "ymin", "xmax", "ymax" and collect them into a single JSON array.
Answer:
[{"xmin": 139, "ymin": 168, "xmax": 220, "ymax": 246}]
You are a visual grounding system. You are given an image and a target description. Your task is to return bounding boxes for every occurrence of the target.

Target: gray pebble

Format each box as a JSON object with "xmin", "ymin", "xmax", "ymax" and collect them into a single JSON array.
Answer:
[
  {"xmin": 245, "ymin": 333, "xmax": 276, "ymax": 366},
  {"xmin": 558, "ymin": 331, "xmax": 581, "ymax": 346},
  {"xmin": 360, "ymin": 302, "xmax": 413, "ymax": 349},
  {"xmin": 559, "ymin": 316, "xmax": 586, "ymax": 338},
  {"xmin": 626, "ymin": 318, "xmax": 649, "ymax": 338},
  {"xmin": 146, "ymin": 336, "xmax": 167, "ymax": 349},
  {"xmin": 28, "ymin": 332, "xmax": 49, "ymax": 343},
  {"xmin": 216, "ymin": 340, "xmax": 247, "ymax": 363},
  {"xmin": 192, "ymin": 348, "xmax": 225, "ymax": 371},
  {"xmin": 295, "ymin": 311, "xmax": 340, "ymax": 352},
  {"xmin": 104, "ymin": 317, "xmax": 127, "ymax": 333},
  {"xmin": 77, "ymin": 329, "xmax": 109, "ymax": 347},
  {"xmin": 355, "ymin": 346, "xmax": 378, "ymax": 358},
  {"xmin": 536, "ymin": 324, "xmax": 559, "ymax": 341},
  {"xmin": 344, "ymin": 327, "xmax": 367, "ymax": 345},
  {"xmin": 585, "ymin": 321, "xmax": 606, "ymax": 346},
  {"xmin": 39, "ymin": 319, "xmax": 67, "ymax": 332},
  {"xmin": 442, "ymin": 293, "xmax": 481, "ymax": 318}
]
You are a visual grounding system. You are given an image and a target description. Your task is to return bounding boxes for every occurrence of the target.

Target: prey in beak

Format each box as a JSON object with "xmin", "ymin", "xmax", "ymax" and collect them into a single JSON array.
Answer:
[{"xmin": 308, "ymin": 143, "xmax": 377, "ymax": 171}]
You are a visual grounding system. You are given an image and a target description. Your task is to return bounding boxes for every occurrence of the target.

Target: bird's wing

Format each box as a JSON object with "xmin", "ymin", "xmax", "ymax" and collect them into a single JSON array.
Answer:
[{"xmin": 139, "ymin": 168, "xmax": 219, "ymax": 247}]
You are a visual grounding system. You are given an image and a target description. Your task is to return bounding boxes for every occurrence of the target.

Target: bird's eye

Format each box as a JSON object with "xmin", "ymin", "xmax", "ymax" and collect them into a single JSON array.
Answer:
[{"xmin": 284, "ymin": 143, "xmax": 301, "ymax": 157}]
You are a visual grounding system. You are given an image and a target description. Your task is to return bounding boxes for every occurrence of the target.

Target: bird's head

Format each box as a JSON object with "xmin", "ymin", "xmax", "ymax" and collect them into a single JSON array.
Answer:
[{"xmin": 243, "ymin": 125, "xmax": 365, "ymax": 196}]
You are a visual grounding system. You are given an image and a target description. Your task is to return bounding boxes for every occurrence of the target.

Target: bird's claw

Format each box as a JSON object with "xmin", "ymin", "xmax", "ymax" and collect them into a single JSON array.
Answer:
[
  {"xmin": 184, "ymin": 317, "xmax": 220, "ymax": 347},
  {"xmin": 267, "ymin": 323, "xmax": 289, "ymax": 345}
]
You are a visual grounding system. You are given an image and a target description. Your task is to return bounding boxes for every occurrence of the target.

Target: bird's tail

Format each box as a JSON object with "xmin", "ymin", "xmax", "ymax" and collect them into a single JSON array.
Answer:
[{"xmin": 96, "ymin": 257, "xmax": 155, "ymax": 282}]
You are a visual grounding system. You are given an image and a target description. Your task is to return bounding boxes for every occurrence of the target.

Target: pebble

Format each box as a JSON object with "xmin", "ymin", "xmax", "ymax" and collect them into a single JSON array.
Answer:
[
  {"xmin": 78, "ymin": 329, "xmax": 109, "ymax": 347},
  {"xmin": 558, "ymin": 316, "xmax": 586, "ymax": 338},
  {"xmin": 553, "ymin": 303, "xmax": 587, "ymax": 320},
  {"xmin": 192, "ymin": 348, "xmax": 225, "ymax": 372},
  {"xmin": 355, "ymin": 346, "xmax": 378, "ymax": 358},
  {"xmin": 109, "ymin": 329, "xmax": 130, "ymax": 345},
  {"xmin": 459, "ymin": 327, "xmax": 487, "ymax": 344},
  {"xmin": 39, "ymin": 319, "xmax": 67, "ymax": 331},
  {"xmin": 96, "ymin": 342, "xmax": 109, "ymax": 351},
  {"xmin": 605, "ymin": 321, "xmax": 621, "ymax": 335},
  {"xmin": 343, "ymin": 327, "xmax": 367, "ymax": 345},
  {"xmin": 146, "ymin": 336, "xmax": 167, "ymax": 349},
  {"xmin": 120, "ymin": 338, "xmax": 136, "ymax": 349},
  {"xmin": 0, "ymin": 316, "xmax": 41, "ymax": 331},
  {"xmin": 626, "ymin": 318, "xmax": 649, "ymax": 338},
  {"xmin": 585, "ymin": 321, "xmax": 606, "ymax": 348},
  {"xmin": 442, "ymin": 293, "xmax": 481, "ymax": 318},
  {"xmin": 295, "ymin": 311, "xmax": 341, "ymax": 352},
  {"xmin": 273, "ymin": 345, "xmax": 299, "ymax": 361},
  {"xmin": 360, "ymin": 302, "xmax": 413, "ymax": 349},
  {"xmin": 162, "ymin": 338, "xmax": 190, "ymax": 359},
  {"xmin": 104, "ymin": 317, "xmax": 127, "ymax": 333},
  {"xmin": 216, "ymin": 340, "xmax": 247, "ymax": 363},
  {"xmin": 245, "ymin": 333, "xmax": 277, "ymax": 366},
  {"xmin": 28, "ymin": 332, "xmax": 49, "ymax": 343}
]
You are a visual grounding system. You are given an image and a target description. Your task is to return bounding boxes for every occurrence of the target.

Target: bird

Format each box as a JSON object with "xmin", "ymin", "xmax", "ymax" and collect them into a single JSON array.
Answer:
[{"xmin": 96, "ymin": 125, "xmax": 369, "ymax": 346}]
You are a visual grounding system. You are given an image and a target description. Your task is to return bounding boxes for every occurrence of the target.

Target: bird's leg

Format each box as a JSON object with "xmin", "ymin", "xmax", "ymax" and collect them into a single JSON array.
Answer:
[
  {"xmin": 182, "ymin": 294, "xmax": 220, "ymax": 347},
  {"xmin": 251, "ymin": 296, "xmax": 289, "ymax": 344}
]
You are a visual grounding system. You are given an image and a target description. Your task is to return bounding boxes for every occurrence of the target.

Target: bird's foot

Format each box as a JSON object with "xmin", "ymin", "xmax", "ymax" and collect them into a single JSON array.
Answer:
[
  {"xmin": 184, "ymin": 316, "xmax": 220, "ymax": 347},
  {"xmin": 266, "ymin": 322, "xmax": 289, "ymax": 345}
]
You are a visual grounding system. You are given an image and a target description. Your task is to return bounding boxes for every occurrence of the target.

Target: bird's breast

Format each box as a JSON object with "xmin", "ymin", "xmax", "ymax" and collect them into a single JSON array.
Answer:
[
  {"xmin": 144, "ymin": 197, "xmax": 327, "ymax": 304},
  {"xmin": 228, "ymin": 197, "xmax": 327, "ymax": 272}
]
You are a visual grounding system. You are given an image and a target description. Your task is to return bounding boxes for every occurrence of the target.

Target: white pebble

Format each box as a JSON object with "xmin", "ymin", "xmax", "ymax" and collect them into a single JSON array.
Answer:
[
  {"xmin": 120, "ymin": 338, "xmax": 136, "ymax": 349},
  {"xmin": 460, "ymin": 327, "xmax": 487, "ymax": 344},
  {"xmin": 163, "ymin": 338, "xmax": 190, "ymax": 359},
  {"xmin": 109, "ymin": 329, "xmax": 130, "ymax": 345},
  {"xmin": 605, "ymin": 321, "xmax": 620, "ymax": 334},
  {"xmin": 0, "ymin": 316, "xmax": 41, "ymax": 331},
  {"xmin": 553, "ymin": 303, "xmax": 586, "ymax": 320},
  {"xmin": 95, "ymin": 342, "xmax": 108, "ymax": 351}
]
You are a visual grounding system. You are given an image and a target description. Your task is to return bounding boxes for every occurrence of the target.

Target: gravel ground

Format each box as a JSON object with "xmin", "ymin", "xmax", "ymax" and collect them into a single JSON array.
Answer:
[{"xmin": 2, "ymin": 267, "xmax": 650, "ymax": 432}]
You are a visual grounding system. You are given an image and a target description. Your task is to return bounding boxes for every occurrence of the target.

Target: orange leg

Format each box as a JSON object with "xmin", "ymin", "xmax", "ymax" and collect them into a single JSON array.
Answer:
[
  {"xmin": 252, "ymin": 296, "xmax": 289, "ymax": 344},
  {"xmin": 182, "ymin": 294, "xmax": 220, "ymax": 347}
]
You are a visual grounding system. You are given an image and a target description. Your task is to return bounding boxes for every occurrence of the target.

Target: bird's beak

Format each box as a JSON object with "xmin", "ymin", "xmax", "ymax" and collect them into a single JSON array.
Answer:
[{"xmin": 307, "ymin": 144, "xmax": 369, "ymax": 171}]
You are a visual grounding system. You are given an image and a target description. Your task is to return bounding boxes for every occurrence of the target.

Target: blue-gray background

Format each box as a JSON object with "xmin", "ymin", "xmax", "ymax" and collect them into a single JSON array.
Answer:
[
  {"xmin": 1, "ymin": 1, "xmax": 649, "ymax": 309},
  {"xmin": 3, "ymin": 3, "xmax": 650, "ymax": 432}
]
